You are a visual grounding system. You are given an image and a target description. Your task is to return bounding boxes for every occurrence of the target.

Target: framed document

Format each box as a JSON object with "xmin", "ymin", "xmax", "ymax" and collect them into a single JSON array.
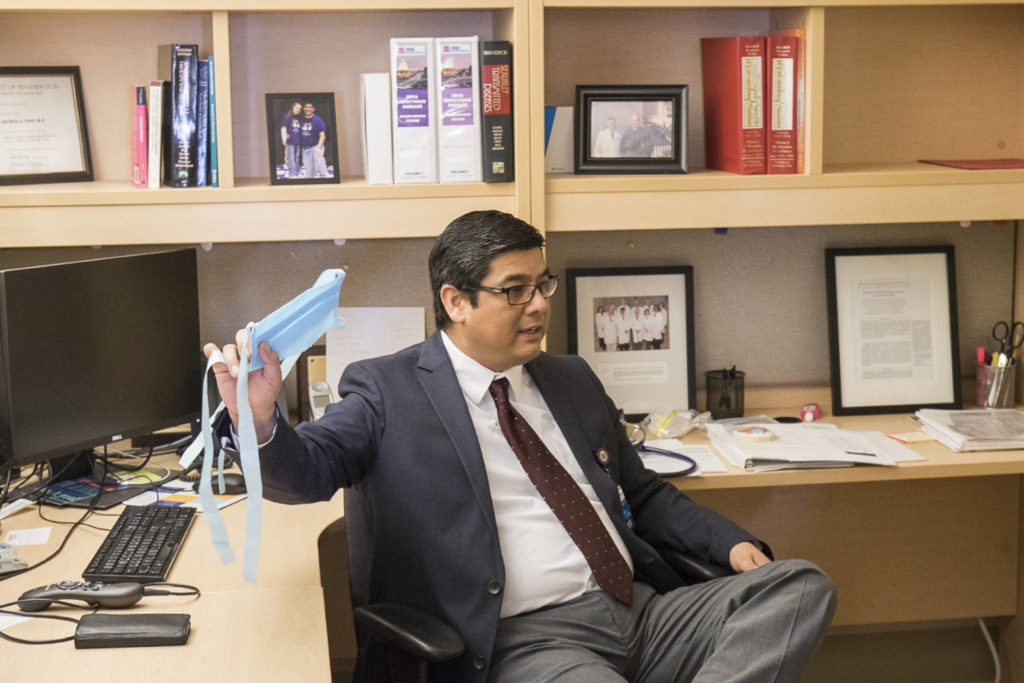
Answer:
[
  {"xmin": 0, "ymin": 67, "xmax": 93, "ymax": 185},
  {"xmin": 825, "ymin": 246, "xmax": 962, "ymax": 415},
  {"xmin": 566, "ymin": 266, "xmax": 696, "ymax": 417},
  {"xmin": 574, "ymin": 84, "xmax": 687, "ymax": 174}
]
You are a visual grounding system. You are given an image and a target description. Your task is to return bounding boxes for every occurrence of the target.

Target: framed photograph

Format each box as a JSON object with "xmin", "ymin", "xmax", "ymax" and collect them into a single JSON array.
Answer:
[
  {"xmin": 574, "ymin": 85, "xmax": 687, "ymax": 174},
  {"xmin": 567, "ymin": 266, "xmax": 696, "ymax": 417},
  {"xmin": 825, "ymin": 246, "xmax": 962, "ymax": 415},
  {"xmin": 265, "ymin": 92, "xmax": 340, "ymax": 185},
  {"xmin": 0, "ymin": 66, "xmax": 92, "ymax": 186}
]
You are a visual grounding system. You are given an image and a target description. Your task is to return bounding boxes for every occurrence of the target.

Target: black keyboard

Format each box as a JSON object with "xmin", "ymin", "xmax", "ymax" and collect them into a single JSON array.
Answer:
[{"xmin": 83, "ymin": 505, "xmax": 196, "ymax": 583}]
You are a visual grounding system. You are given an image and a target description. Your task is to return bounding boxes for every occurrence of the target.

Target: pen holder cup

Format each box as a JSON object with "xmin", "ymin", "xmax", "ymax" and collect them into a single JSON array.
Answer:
[
  {"xmin": 705, "ymin": 369, "xmax": 745, "ymax": 419},
  {"xmin": 977, "ymin": 363, "xmax": 1016, "ymax": 408}
]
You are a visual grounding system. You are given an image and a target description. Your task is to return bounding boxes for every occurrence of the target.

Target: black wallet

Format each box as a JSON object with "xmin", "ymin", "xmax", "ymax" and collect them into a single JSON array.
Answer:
[{"xmin": 74, "ymin": 613, "xmax": 191, "ymax": 649}]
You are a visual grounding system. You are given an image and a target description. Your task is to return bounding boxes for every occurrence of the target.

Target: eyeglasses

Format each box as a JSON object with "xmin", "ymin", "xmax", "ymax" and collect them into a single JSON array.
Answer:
[{"xmin": 467, "ymin": 275, "xmax": 559, "ymax": 305}]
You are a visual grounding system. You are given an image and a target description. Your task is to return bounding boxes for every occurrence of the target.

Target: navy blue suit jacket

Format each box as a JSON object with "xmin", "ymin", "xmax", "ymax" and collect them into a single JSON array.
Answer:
[{"xmin": 254, "ymin": 332, "xmax": 756, "ymax": 681}]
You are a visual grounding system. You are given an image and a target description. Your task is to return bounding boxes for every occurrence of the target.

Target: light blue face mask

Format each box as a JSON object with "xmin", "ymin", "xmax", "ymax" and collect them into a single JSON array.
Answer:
[{"xmin": 182, "ymin": 268, "xmax": 345, "ymax": 583}]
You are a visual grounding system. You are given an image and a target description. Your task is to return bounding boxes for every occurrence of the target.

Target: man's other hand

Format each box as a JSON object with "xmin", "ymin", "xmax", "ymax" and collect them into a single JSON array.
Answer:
[{"xmin": 729, "ymin": 541, "xmax": 772, "ymax": 573}]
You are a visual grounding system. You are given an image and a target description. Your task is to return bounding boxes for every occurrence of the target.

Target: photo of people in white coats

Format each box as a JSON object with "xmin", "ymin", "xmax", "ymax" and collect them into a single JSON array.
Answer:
[{"xmin": 592, "ymin": 295, "xmax": 668, "ymax": 352}]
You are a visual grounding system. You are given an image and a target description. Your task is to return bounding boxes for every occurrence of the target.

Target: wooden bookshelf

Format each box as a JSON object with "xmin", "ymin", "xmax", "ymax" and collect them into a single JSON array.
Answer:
[
  {"xmin": 0, "ymin": 3, "xmax": 528, "ymax": 244},
  {"xmin": 0, "ymin": 2, "xmax": 1022, "ymax": 243},
  {"xmin": 531, "ymin": 2, "xmax": 1024, "ymax": 231}
]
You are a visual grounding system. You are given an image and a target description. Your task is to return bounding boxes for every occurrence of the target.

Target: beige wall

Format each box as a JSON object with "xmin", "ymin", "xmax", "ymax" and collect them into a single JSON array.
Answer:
[{"xmin": 1, "ymin": 218, "xmax": 1012, "ymax": 393}]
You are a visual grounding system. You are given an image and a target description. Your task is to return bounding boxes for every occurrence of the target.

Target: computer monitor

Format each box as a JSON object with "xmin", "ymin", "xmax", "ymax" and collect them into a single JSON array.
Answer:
[{"xmin": 0, "ymin": 249, "xmax": 201, "ymax": 478}]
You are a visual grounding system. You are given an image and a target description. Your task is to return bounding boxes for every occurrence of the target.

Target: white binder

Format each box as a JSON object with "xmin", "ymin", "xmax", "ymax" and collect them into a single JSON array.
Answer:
[
  {"xmin": 434, "ymin": 36, "xmax": 482, "ymax": 182},
  {"xmin": 360, "ymin": 73, "xmax": 394, "ymax": 184},
  {"xmin": 390, "ymin": 37, "xmax": 438, "ymax": 184}
]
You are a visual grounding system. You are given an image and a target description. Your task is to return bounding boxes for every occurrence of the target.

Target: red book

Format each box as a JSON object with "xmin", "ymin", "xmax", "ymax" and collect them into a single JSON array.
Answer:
[
  {"xmin": 701, "ymin": 36, "xmax": 766, "ymax": 175},
  {"xmin": 131, "ymin": 86, "xmax": 148, "ymax": 188},
  {"xmin": 767, "ymin": 34, "xmax": 799, "ymax": 174},
  {"xmin": 774, "ymin": 28, "xmax": 805, "ymax": 173}
]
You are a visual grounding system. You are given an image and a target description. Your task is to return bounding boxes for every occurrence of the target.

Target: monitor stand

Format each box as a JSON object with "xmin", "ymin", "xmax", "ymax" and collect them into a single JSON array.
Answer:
[{"xmin": 24, "ymin": 450, "xmax": 176, "ymax": 510}]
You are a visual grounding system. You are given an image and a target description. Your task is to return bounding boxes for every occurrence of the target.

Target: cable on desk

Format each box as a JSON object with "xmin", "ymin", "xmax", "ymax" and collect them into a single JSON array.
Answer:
[
  {"xmin": 112, "ymin": 444, "xmax": 155, "ymax": 472},
  {"xmin": 142, "ymin": 582, "xmax": 201, "ymax": 599},
  {"xmin": 0, "ymin": 599, "xmax": 93, "ymax": 645},
  {"xmin": 0, "ymin": 467, "xmax": 12, "ymax": 508},
  {"xmin": 35, "ymin": 504, "xmax": 117, "ymax": 532},
  {"xmin": 0, "ymin": 453, "xmax": 111, "ymax": 583}
]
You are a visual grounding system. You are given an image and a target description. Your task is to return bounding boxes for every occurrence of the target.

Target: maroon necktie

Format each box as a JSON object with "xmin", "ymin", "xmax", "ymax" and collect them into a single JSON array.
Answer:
[{"xmin": 488, "ymin": 377, "xmax": 633, "ymax": 606}]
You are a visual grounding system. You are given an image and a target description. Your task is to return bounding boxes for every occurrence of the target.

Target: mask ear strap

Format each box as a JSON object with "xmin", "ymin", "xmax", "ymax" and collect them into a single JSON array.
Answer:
[
  {"xmin": 192, "ymin": 336, "xmax": 303, "ymax": 583},
  {"xmin": 234, "ymin": 322, "xmax": 265, "ymax": 583},
  {"xmin": 196, "ymin": 349, "xmax": 236, "ymax": 566}
]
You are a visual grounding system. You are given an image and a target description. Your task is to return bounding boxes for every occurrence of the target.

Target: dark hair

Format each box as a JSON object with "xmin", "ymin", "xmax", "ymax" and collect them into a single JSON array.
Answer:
[{"xmin": 429, "ymin": 210, "xmax": 545, "ymax": 330}]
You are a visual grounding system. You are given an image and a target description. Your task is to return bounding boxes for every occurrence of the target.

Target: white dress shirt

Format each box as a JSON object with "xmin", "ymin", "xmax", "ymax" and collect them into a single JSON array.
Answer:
[{"xmin": 441, "ymin": 332, "xmax": 633, "ymax": 617}]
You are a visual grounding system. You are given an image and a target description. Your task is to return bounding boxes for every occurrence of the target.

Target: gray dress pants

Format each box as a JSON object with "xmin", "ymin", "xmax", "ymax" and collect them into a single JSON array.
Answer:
[{"xmin": 489, "ymin": 559, "xmax": 836, "ymax": 682}]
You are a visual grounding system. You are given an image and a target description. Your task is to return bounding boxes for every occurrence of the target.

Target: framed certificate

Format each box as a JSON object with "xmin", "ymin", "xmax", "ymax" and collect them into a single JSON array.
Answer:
[
  {"xmin": 566, "ymin": 266, "xmax": 696, "ymax": 418},
  {"xmin": 825, "ymin": 246, "xmax": 962, "ymax": 415},
  {"xmin": 0, "ymin": 67, "xmax": 93, "ymax": 185}
]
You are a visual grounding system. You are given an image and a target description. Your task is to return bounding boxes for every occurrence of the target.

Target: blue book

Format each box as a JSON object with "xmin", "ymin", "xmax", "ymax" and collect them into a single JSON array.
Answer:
[
  {"xmin": 544, "ymin": 105, "xmax": 556, "ymax": 152},
  {"xmin": 208, "ymin": 54, "xmax": 219, "ymax": 187},
  {"xmin": 195, "ymin": 59, "xmax": 209, "ymax": 187}
]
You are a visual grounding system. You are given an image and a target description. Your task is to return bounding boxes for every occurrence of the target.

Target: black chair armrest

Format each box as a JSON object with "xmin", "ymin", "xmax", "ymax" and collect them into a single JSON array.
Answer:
[
  {"xmin": 658, "ymin": 547, "xmax": 735, "ymax": 583},
  {"xmin": 353, "ymin": 602, "xmax": 465, "ymax": 663}
]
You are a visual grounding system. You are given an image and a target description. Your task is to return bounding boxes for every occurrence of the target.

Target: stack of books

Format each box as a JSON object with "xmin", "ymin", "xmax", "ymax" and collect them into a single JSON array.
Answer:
[
  {"xmin": 700, "ymin": 30, "xmax": 804, "ymax": 175},
  {"xmin": 131, "ymin": 43, "xmax": 219, "ymax": 189},
  {"xmin": 915, "ymin": 408, "xmax": 1024, "ymax": 451},
  {"xmin": 360, "ymin": 36, "xmax": 514, "ymax": 186}
]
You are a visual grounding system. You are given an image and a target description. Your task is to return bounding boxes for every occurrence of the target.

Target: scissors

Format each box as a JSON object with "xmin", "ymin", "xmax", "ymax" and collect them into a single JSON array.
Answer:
[{"xmin": 992, "ymin": 320, "xmax": 1024, "ymax": 363}]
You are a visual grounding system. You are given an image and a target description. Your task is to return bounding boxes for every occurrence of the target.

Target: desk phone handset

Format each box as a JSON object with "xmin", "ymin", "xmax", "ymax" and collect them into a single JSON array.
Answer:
[
  {"xmin": 18, "ymin": 580, "xmax": 145, "ymax": 611},
  {"xmin": 308, "ymin": 380, "xmax": 337, "ymax": 421},
  {"xmin": 17, "ymin": 580, "xmax": 201, "ymax": 612}
]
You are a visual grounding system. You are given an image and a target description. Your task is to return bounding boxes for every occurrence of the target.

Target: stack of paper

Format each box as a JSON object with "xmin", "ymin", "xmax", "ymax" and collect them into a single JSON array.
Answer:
[
  {"xmin": 915, "ymin": 409, "xmax": 1024, "ymax": 451},
  {"xmin": 707, "ymin": 422, "xmax": 920, "ymax": 472}
]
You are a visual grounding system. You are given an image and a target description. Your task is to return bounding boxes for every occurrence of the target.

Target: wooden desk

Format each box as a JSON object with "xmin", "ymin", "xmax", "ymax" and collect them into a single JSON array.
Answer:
[
  {"xmin": 671, "ymin": 410, "xmax": 1024, "ymax": 681},
  {"xmin": 0, "ymin": 489, "xmax": 343, "ymax": 681},
  {"xmin": 3, "ymin": 410, "xmax": 1023, "ymax": 680}
]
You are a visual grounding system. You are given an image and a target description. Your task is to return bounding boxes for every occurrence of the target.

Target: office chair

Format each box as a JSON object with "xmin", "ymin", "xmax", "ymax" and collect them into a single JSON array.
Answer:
[{"xmin": 319, "ymin": 489, "xmax": 735, "ymax": 683}]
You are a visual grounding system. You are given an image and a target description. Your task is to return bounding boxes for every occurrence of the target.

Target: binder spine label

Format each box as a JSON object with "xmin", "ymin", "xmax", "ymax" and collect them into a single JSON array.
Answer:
[
  {"xmin": 439, "ymin": 44, "xmax": 475, "ymax": 127},
  {"xmin": 395, "ymin": 46, "xmax": 430, "ymax": 128}
]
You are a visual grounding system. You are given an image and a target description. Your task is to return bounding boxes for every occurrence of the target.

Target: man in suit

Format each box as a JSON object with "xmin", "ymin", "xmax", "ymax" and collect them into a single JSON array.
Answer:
[{"xmin": 205, "ymin": 210, "xmax": 835, "ymax": 682}]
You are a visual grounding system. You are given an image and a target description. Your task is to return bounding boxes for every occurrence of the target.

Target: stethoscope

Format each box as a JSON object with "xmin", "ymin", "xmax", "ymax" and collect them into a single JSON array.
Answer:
[{"xmin": 623, "ymin": 418, "xmax": 698, "ymax": 477}]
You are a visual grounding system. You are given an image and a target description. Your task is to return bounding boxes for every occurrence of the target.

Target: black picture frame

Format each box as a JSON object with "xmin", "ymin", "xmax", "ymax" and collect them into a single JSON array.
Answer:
[
  {"xmin": 567, "ymin": 266, "xmax": 696, "ymax": 417},
  {"xmin": 825, "ymin": 245, "xmax": 962, "ymax": 415},
  {"xmin": 265, "ymin": 92, "xmax": 340, "ymax": 185},
  {"xmin": 0, "ymin": 66, "xmax": 93, "ymax": 186},
  {"xmin": 574, "ymin": 84, "xmax": 687, "ymax": 174}
]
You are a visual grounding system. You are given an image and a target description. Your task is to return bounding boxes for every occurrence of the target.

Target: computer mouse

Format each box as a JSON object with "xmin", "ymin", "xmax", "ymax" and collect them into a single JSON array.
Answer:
[{"xmin": 192, "ymin": 472, "xmax": 247, "ymax": 495}]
